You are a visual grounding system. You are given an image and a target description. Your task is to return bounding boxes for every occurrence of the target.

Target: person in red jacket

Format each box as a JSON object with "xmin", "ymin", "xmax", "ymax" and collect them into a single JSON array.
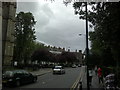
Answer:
[{"xmin": 98, "ymin": 67, "xmax": 103, "ymax": 84}]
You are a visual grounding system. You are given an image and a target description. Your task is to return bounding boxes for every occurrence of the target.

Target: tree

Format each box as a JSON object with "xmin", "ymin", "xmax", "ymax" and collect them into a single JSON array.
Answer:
[
  {"xmin": 31, "ymin": 48, "xmax": 49, "ymax": 63},
  {"xmin": 60, "ymin": 52, "xmax": 78, "ymax": 64},
  {"xmin": 73, "ymin": 2, "xmax": 120, "ymax": 66},
  {"xmin": 14, "ymin": 12, "xmax": 36, "ymax": 66}
]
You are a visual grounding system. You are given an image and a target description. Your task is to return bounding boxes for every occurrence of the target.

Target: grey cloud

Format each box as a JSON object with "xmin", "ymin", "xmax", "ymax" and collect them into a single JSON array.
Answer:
[
  {"xmin": 36, "ymin": 24, "xmax": 86, "ymax": 52},
  {"xmin": 35, "ymin": 14, "xmax": 86, "ymax": 51},
  {"xmin": 36, "ymin": 16, "xmax": 50, "ymax": 30},
  {"xmin": 17, "ymin": 2, "xmax": 39, "ymax": 13},
  {"xmin": 35, "ymin": 3, "xmax": 55, "ymax": 31},
  {"xmin": 36, "ymin": 30, "xmax": 86, "ymax": 52},
  {"xmin": 41, "ymin": 3, "xmax": 54, "ymax": 18},
  {"xmin": 17, "ymin": 1, "xmax": 91, "ymax": 52}
]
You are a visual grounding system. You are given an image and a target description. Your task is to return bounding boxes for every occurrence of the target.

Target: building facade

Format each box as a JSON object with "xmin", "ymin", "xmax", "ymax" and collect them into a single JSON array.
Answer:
[
  {"xmin": 0, "ymin": 1, "xmax": 2, "ymax": 86},
  {"xmin": 2, "ymin": 2, "xmax": 16, "ymax": 67},
  {"xmin": 48, "ymin": 46, "xmax": 65, "ymax": 55},
  {"xmin": 48, "ymin": 46, "xmax": 83, "ymax": 65}
]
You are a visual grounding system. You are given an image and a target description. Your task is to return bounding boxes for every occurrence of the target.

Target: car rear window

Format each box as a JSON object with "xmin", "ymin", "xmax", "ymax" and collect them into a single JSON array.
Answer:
[
  {"xmin": 4, "ymin": 71, "xmax": 14, "ymax": 77},
  {"xmin": 54, "ymin": 66, "xmax": 62, "ymax": 69}
]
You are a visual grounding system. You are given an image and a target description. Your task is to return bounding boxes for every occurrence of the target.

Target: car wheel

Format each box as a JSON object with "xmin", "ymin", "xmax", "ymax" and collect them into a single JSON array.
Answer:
[
  {"xmin": 16, "ymin": 80, "xmax": 20, "ymax": 87},
  {"xmin": 33, "ymin": 77, "xmax": 37, "ymax": 82}
]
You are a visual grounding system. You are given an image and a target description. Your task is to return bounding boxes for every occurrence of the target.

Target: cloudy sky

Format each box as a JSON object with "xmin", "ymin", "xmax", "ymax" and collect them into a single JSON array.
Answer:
[{"xmin": 16, "ymin": 0, "xmax": 92, "ymax": 52}]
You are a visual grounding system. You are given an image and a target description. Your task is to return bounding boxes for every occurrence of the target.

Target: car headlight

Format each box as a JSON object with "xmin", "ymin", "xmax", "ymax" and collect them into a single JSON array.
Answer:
[{"xmin": 8, "ymin": 79, "xmax": 13, "ymax": 81}]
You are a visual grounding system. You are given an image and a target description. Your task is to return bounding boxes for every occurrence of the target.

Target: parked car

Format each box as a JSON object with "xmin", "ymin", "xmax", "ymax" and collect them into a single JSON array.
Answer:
[
  {"xmin": 2, "ymin": 70, "xmax": 37, "ymax": 87},
  {"xmin": 53, "ymin": 66, "xmax": 65, "ymax": 74},
  {"xmin": 78, "ymin": 64, "xmax": 81, "ymax": 67},
  {"xmin": 72, "ymin": 64, "xmax": 77, "ymax": 68}
]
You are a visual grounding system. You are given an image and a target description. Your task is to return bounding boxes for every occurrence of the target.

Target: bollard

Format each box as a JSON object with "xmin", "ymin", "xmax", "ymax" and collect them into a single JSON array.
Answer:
[{"xmin": 79, "ymin": 81, "xmax": 82, "ymax": 90}]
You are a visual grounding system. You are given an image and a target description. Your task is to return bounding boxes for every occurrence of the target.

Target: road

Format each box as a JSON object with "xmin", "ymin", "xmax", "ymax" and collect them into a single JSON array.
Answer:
[{"xmin": 3, "ymin": 66, "xmax": 85, "ymax": 89}]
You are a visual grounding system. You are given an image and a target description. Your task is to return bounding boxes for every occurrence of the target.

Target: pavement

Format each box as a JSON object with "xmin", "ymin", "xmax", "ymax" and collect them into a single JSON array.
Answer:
[
  {"xmin": 81, "ymin": 70, "xmax": 104, "ymax": 90},
  {"xmin": 30, "ymin": 68, "xmax": 52, "ymax": 76}
]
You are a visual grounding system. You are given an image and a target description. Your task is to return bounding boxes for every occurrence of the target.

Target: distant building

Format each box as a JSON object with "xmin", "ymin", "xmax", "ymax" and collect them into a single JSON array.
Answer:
[
  {"xmin": 2, "ymin": 2, "xmax": 17, "ymax": 67},
  {"xmin": 48, "ymin": 46, "xmax": 65, "ymax": 55},
  {"xmin": 49, "ymin": 50, "xmax": 62, "ymax": 54},
  {"xmin": 35, "ymin": 40, "xmax": 45, "ymax": 46},
  {"xmin": 69, "ymin": 50, "xmax": 83, "ymax": 65}
]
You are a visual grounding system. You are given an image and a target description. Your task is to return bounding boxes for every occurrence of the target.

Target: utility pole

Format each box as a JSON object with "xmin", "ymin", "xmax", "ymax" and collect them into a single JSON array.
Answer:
[{"xmin": 85, "ymin": 2, "xmax": 90, "ymax": 90}]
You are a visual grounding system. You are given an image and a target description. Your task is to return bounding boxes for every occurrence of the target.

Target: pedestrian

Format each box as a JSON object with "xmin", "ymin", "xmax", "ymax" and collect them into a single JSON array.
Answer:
[
  {"xmin": 95, "ymin": 65, "xmax": 98, "ymax": 75},
  {"xmin": 98, "ymin": 67, "xmax": 103, "ymax": 84},
  {"xmin": 89, "ymin": 68, "xmax": 93, "ymax": 86}
]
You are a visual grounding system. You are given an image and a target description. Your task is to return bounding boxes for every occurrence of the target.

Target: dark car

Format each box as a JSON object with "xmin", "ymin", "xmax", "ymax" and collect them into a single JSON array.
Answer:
[{"xmin": 2, "ymin": 70, "xmax": 37, "ymax": 87}]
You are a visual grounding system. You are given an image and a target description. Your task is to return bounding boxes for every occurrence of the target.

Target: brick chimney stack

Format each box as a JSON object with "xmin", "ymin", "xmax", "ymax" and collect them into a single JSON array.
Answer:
[
  {"xmin": 75, "ymin": 49, "xmax": 77, "ymax": 52},
  {"xmin": 79, "ymin": 50, "xmax": 82, "ymax": 53}
]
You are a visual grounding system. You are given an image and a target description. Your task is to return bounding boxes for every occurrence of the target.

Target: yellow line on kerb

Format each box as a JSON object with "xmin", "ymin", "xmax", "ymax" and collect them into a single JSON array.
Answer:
[
  {"xmin": 70, "ymin": 70, "xmax": 82, "ymax": 90},
  {"xmin": 70, "ymin": 67, "xmax": 86, "ymax": 90}
]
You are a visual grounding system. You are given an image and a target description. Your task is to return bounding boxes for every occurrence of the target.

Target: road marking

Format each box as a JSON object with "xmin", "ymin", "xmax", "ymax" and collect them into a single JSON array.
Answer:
[
  {"xmin": 70, "ymin": 67, "xmax": 85, "ymax": 90},
  {"xmin": 70, "ymin": 70, "xmax": 82, "ymax": 90}
]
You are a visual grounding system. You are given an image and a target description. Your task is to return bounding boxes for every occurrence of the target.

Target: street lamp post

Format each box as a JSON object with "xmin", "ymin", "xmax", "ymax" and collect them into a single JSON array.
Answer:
[
  {"xmin": 78, "ymin": 2, "xmax": 89, "ymax": 90},
  {"xmin": 79, "ymin": 2, "xmax": 90, "ymax": 90},
  {"xmin": 85, "ymin": 2, "xmax": 90, "ymax": 90}
]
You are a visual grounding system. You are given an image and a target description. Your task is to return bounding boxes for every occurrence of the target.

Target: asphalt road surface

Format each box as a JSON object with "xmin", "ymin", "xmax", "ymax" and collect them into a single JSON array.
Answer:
[{"xmin": 3, "ymin": 67, "xmax": 85, "ymax": 89}]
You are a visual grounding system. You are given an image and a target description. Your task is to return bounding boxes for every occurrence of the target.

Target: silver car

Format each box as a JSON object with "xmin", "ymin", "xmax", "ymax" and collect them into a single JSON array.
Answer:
[{"xmin": 53, "ymin": 66, "xmax": 65, "ymax": 74}]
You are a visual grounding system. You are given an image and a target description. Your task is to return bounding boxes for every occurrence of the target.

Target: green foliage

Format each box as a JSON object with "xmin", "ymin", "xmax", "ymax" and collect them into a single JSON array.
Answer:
[
  {"xmin": 32, "ymin": 41, "xmax": 48, "ymax": 51},
  {"xmin": 31, "ymin": 48, "xmax": 50, "ymax": 63},
  {"xmin": 31, "ymin": 49, "xmax": 78, "ymax": 65},
  {"xmin": 73, "ymin": 3, "xmax": 120, "ymax": 85},
  {"xmin": 14, "ymin": 12, "xmax": 36, "ymax": 65},
  {"xmin": 88, "ymin": 53, "xmax": 101, "ymax": 66},
  {"xmin": 73, "ymin": 2, "xmax": 120, "ymax": 67},
  {"xmin": 59, "ymin": 52, "xmax": 78, "ymax": 64}
]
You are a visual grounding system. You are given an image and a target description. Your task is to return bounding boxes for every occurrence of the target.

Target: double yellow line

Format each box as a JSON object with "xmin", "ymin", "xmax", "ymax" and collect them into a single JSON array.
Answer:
[
  {"xmin": 70, "ymin": 72, "xmax": 82, "ymax": 90},
  {"xmin": 70, "ymin": 67, "xmax": 85, "ymax": 90}
]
